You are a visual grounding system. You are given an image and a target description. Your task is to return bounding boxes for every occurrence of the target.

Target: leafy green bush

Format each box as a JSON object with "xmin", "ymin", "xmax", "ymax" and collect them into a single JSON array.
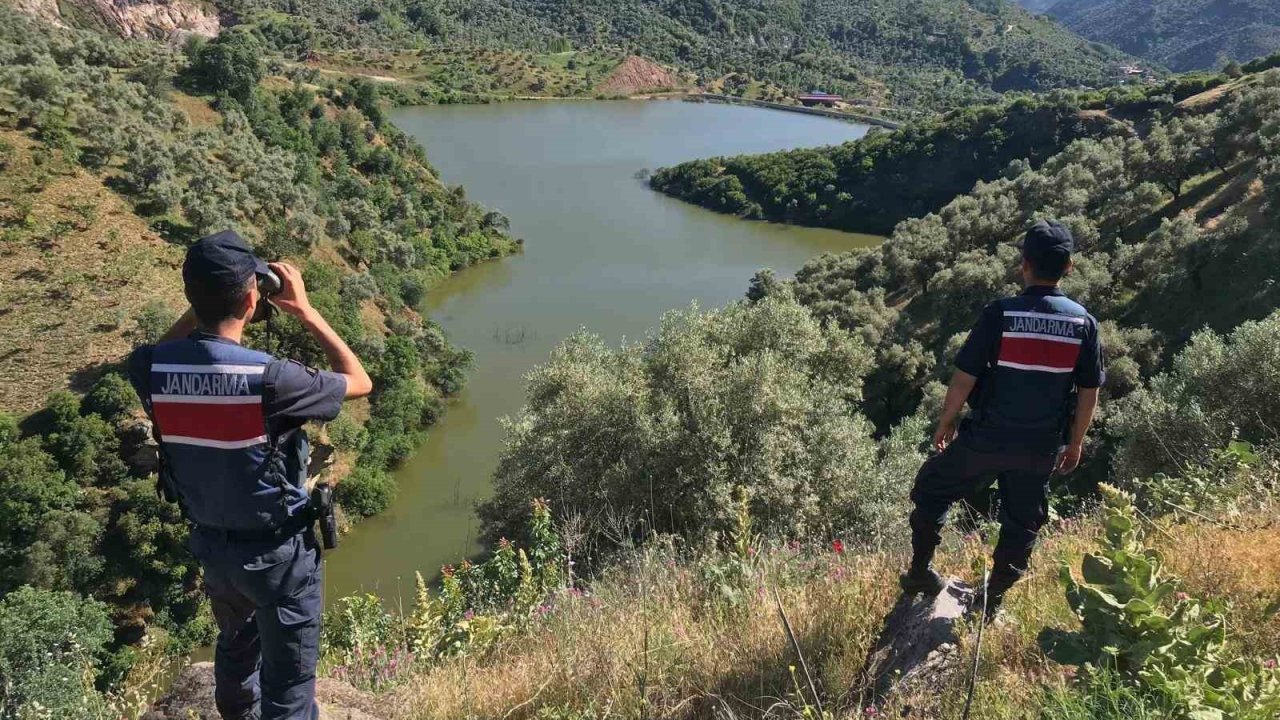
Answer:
[
  {"xmin": 335, "ymin": 467, "xmax": 397, "ymax": 518},
  {"xmin": 1109, "ymin": 311, "xmax": 1280, "ymax": 483},
  {"xmin": 82, "ymin": 372, "xmax": 138, "ymax": 422},
  {"xmin": 481, "ymin": 292, "xmax": 925, "ymax": 554},
  {"xmin": 0, "ymin": 586, "xmax": 113, "ymax": 718},
  {"xmin": 327, "ymin": 414, "xmax": 368, "ymax": 453},
  {"xmin": 131, "ymin": 300, "xmax": 175, "ymax": 347},
  {"xmin": 1041, "ymin": 485, "xmax": 1280, "ymax": 719},
  {"xmin": 323, "ymin": 501, "xmax": 564, "ymax": 687}
]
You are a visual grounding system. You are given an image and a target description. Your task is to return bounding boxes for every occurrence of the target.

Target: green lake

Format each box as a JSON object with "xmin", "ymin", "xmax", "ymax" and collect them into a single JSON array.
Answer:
[{"xmin": 323, "ymin": 99, "xmax": 880, "ymax": 602}]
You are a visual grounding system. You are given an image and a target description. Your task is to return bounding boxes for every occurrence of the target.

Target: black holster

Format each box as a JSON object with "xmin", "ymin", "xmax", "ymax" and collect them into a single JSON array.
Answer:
[{"xmin": 311, "ymin": 482, "xmax": 338, "ymax": 550}]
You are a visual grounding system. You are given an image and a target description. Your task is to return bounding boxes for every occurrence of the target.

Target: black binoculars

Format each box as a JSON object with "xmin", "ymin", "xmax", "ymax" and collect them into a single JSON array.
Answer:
[{"xmin": 251, "ymin": 268, "xmax": 282, "ymax": 324}]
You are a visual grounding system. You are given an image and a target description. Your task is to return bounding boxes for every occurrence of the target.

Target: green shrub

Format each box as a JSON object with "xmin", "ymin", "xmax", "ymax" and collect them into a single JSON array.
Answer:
[
  {"xmin": 0, "ymin": 586, "xmax": 113, "ymax": 718},
  {"xmin": 1109, "ymin": 311, "xmax": 1280, "ymax": 484},
  {"xmin": 82, "ymin": 372, "xmax": 137, "ymax": 421},
  {"xmin": 327, "ymin": 414, "xmax": 367, "ymax": 453},
  {"xmin": 1040, "ymin": 485, "xmax": 1280, "ymax": 718},
  {"xmin": 480, "ymin": 293, "xmax": 923, "ymax": 554},
  {"xmin": 132, "ymin": 300, "xmax": 175, "ymax": 346},
  {"xmin": 335, "ymin": 467, "xmax": 397, "ymax": 518}
]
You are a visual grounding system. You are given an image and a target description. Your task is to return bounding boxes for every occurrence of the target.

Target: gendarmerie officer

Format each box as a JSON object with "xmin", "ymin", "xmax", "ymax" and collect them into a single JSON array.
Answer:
[
  {"xmin": 129, "ymin": 230, "xmax": 372, "ymax": 720},
  {"xmin": 899, "ymin": 220, "xmax": 1104, "ymax": 620}
]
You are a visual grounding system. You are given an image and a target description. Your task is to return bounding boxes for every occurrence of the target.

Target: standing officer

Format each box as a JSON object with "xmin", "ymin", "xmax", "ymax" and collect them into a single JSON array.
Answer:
[
  {"xmin": 128, "ymin": 230, "xmax": 372, "ymax": 719},
  {"xmin": 898, "ymin": 220, "xmax": 1104, "ymax": 620}
]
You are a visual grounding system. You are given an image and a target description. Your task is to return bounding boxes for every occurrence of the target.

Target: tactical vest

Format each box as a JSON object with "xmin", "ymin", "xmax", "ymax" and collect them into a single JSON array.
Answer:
[
  {"xmin": 967, "ymin": 290, "xmax": 1090, "ymax": 453},
  {"xmin": 148, "ymin": 336, "xmax": 309, "ymax": 531}
]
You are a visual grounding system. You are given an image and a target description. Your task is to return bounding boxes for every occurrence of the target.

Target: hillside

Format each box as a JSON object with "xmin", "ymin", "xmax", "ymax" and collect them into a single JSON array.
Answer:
[
  {"xmin": 0, "ymin": 2, "xmax": 517, "ymax": 687},
  {"xmin": 650, "ymin": 96, "xmax": 1130, "ymax": 236},
  {"xmin": 34, "ymin": 0, "xmax": 1141, "ymax": 112},
  {"xmin": 1046, "ymin": 0, "xmax": 1280, "ymax": 71}
]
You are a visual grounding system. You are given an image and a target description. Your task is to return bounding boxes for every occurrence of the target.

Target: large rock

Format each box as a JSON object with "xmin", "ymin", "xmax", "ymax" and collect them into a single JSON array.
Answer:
[
  {"xmin": 15, "ymin": 0, "xmax": 220, "ymax": 41},
  {"xmin": 144, "ymin": 662, "xmax": 388, "ymax": 720},
  {"xmin": 119, "ymin": 415, "xmax": 160, "ymax": 477},
  {"xmin": 860, "ymin": 578, "xmax": 975, "ymax": 706}
]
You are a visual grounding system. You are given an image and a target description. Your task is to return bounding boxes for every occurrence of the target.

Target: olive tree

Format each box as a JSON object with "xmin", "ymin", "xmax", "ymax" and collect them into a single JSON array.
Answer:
[
  {"xmin": 1109, "ymin": 310, "xmax": 1280, "ymax": 482},
  {"xmin": 480, "ymin": 294, "xmax": 922, "ymax": 556}
]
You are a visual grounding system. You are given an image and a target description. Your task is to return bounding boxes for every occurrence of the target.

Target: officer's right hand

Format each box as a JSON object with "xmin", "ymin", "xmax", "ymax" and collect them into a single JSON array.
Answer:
[
  {"xmin": 268, "ymin": 262, "xmax": 313, "ymax": 319},
  {"xmin": 933, "ymin": 419, "xmax": 958, "ymax": 452},
  {"xmin": 1056, "ymin": 444, "xmax": 1083, "ymax": 474}
]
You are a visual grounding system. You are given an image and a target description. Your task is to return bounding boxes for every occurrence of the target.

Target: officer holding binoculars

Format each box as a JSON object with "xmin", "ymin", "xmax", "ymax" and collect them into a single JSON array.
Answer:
[{"xmin": 128, "ymin": 230, "xmax": 372, "ymax": 720}]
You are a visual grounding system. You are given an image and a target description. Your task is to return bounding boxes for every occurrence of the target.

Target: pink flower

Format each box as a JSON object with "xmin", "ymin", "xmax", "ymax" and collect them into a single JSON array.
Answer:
[
  {"xmin": 832, "ymin": 539, "xmax": 845, "ymax": 554},
  {"xmin": 863, "ymin": 706, "xmax": 878, "ymax": 717},
  {"xmin": 1175, "ymin": 592, "xmax": 1190, "ymax": 602},
  {"xmin": 463, "ymin": 609, "xmax": 475, "ymax": 620},
  {"xmin": 1265, "ymin": 659, "xmax": 1277, "ymax": 670}
]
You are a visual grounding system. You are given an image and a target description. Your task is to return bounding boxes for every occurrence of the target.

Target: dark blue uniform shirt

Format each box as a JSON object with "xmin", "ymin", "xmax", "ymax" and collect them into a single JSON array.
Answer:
[
  {"xmin": 128, "ymin": 331, "xmax": 347, "ymax": 529},
  {"xmin": 954, "ymin": 286, "xmax": 1104, "ymax": 454},
  {"xmin": 129, "ymin": 332, "xmax": 347, "ymax": 438}
]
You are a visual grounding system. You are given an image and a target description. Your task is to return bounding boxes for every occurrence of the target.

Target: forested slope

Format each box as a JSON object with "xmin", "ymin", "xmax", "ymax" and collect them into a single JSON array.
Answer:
[
  {"xmin": 1047, "ymin": 0, "xmax": 1280, "ymax": 71},
  {"xmin": 0, "ymin": 5, "xmax": 514, "ymax": 699},
  {"xmin": 200, "ymin": 0, "xmax": 1134, "ymax": 111},
  {"xmin": 651, "ymin": 96, "xmax": 1129, "ymax": 236}
]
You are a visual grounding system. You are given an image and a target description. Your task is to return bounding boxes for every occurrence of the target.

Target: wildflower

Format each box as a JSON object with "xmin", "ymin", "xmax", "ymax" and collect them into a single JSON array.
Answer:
[
  {"xmin": 463, "ymin": 609, "xmax": 475, "ymax": 620},
  {"xmin": 1265, "ymin": 659, "xmax": 1277, "ymax": 669},
  {"xmin": 863, "ymin": 705, "xmax": 878, "ymax": 717},
  {"xmin": 832, "ymin": 539, "xmax": 845, "ymax": 554},
  {"xmin": 1175, "ymin": 591, "xmax": 1189, "ymax": 602}
]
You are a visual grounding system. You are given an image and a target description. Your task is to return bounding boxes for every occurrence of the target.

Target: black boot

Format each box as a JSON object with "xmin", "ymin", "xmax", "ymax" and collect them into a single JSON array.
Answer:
[
  {"xmin": 969, "ymin": 570, "xmax": 1017, "ymax": 622},
  {"xmin": 900, "ymin": 565, "xmax": 946, "ymax": 596},
  {"xmin": 901, "ymin": 525, "xmax": 946, "ymax": 596}
]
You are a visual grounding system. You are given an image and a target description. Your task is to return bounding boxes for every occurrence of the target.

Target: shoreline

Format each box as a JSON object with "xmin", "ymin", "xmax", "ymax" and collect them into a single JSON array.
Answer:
[{"xmin": 380, "ymin": 87, "xmax": 907, "ymax": 129}]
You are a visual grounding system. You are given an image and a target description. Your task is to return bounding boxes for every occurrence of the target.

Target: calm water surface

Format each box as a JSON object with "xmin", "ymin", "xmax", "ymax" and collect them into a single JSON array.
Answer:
[{"xmin": 323, "ymin": 100, "xmax": 879, "ymax": 601}]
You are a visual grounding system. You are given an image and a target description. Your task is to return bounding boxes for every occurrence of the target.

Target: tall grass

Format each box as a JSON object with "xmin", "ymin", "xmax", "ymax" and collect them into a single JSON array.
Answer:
[{"xmin": 368, "ymin": 506, "xmax": 1280, "ymax": 719}]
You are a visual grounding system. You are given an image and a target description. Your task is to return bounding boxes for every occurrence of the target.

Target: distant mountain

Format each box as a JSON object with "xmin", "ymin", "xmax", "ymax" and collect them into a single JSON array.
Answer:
[
  {"xmin": 1040, "ymin": 0, "xmax": 1280, "ymax": 71},
  {"xmin": 202, "ymin": 0, "xmax": 1134, "ymax": 110}
]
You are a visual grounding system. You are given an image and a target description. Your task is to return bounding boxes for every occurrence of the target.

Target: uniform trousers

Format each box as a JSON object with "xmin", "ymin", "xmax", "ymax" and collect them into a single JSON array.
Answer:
[
  {"xmin": 908, "ymin": 435, "xmax": 1058, "ymax": 589},
  {"xmin": 190, "ymin": 528, "xmax": 323, "ymax": 720}
]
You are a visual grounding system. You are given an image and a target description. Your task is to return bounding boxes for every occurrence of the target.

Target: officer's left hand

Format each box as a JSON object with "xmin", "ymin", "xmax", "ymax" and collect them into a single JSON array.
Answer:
[
  {"xmin": 268, "ymin": 262, "xmax": 313, "ymax": 319},
  {"xmin": 1056, "ymin": 444, "xmax": 1083, "ymax": 474}
]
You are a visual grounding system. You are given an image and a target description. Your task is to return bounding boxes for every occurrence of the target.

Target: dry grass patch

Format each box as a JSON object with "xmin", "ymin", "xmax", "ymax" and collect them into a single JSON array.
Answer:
[
  {"xmin": 374, "ymin": 504, "xmax": 1280, "ymax": 720},
  {"xmin": 170, "ymin": 91, "xmax": 221, "ymax": 128},
  {"xmin": 0, "ymin": 131, "xmax": 184, "ymax": 413}
]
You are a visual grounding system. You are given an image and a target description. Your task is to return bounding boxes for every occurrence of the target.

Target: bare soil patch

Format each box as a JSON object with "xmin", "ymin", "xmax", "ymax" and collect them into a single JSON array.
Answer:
[
  {"xmin": 0, "ymin": 131, "xmax": 184, "ymax": 414},
  {"xmin": 595, "ymin": 56, "xmax": 681, "ymax": 96}
]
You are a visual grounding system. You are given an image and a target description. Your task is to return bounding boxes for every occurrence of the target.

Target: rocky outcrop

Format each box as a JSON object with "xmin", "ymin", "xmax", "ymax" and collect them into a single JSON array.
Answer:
[
  {"xmin": 859, "ymin": 578, "xmax": 975, "ymax": 706},
  {"xmin": 595, "ymin": 56, "xmax": 682, "ymax": 96},
  {"xmin": 16, "ymin": 0, "xmax": 220, "ymax": 41},
  {"xmin": 144, "ymin": 662, "xmax": 389, "ymax": 720}
]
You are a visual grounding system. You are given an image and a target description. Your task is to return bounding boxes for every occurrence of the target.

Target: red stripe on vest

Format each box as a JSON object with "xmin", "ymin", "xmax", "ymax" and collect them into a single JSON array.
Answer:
[
  {"xmin": 152, "ymin": 402, "xmax": 266, "ymax": 442},
  {"xmin": 999, "ymin": 335, "xmax": 1081, "ymax": 370}
]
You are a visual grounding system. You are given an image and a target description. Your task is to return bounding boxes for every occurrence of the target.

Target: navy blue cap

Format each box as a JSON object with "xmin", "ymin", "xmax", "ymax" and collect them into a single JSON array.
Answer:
[
  {"xmin": 1019, "ymin": 220, "xmax": 1074, "ymax": 264},
  {"xmin": 183, "ymin": 229, "xmax": 269, "ymax": 289}
]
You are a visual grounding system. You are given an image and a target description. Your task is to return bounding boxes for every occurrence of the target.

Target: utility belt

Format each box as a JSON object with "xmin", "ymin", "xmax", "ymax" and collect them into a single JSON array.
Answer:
[{"xmin": 187, "ymin": 482, "xmax": 339, "ymax": 550}]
